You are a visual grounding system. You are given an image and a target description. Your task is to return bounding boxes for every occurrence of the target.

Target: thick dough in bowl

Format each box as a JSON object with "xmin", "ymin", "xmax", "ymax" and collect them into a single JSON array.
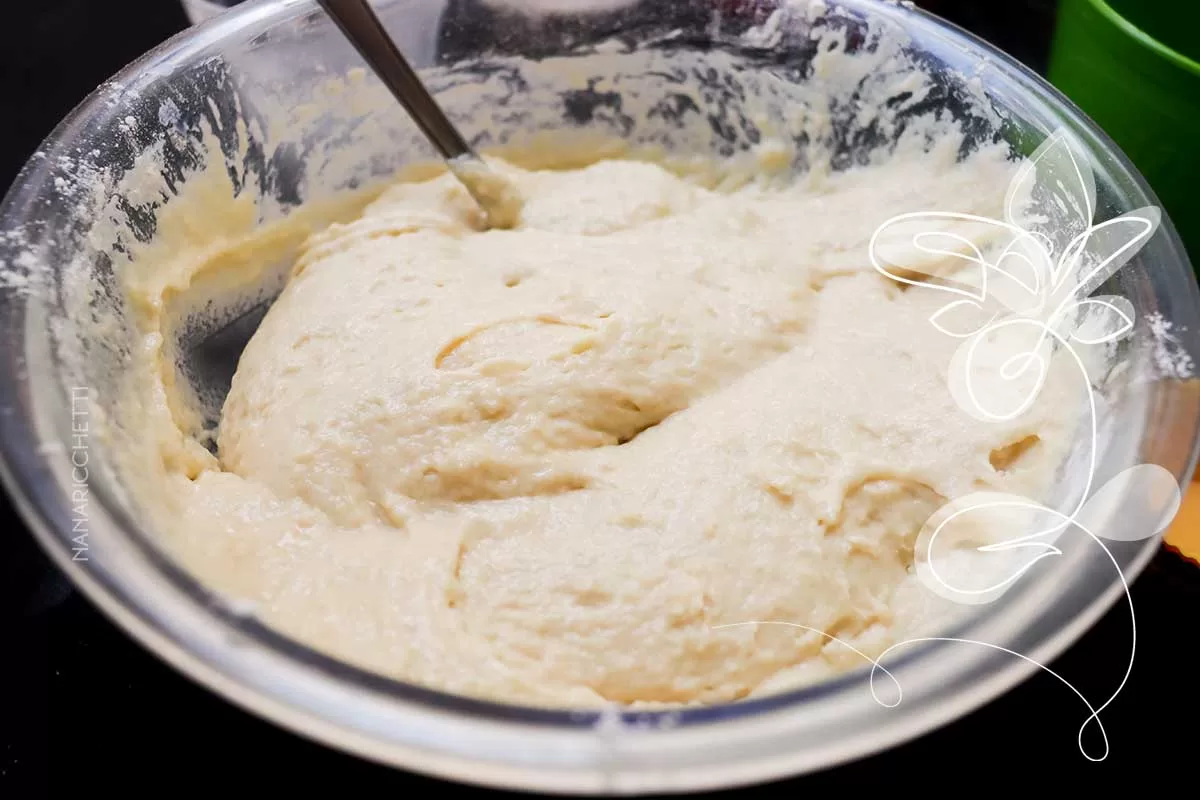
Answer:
[{"xmin": 142, "ymin": 146, "xmax": 1079, "ymax": 707}]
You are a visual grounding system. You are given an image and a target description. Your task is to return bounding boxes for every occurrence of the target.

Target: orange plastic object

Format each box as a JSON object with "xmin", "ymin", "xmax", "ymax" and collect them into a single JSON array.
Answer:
[{"xmin": 1165, "ymin": 479, "xmax": 1200, "ymax": 565}]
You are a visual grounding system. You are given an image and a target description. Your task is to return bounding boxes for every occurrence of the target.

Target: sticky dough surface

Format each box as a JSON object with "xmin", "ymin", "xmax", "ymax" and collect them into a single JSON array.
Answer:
[{"xmin": 150, "ymin": 148, "xmax": 1078, "ymax": 707}]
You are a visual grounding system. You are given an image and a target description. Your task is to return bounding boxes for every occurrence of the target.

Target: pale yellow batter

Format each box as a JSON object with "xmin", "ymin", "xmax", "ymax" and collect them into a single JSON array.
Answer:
[{"xmin": 115, "ymin": 136, "xmax": 1082, "ymax": 708}]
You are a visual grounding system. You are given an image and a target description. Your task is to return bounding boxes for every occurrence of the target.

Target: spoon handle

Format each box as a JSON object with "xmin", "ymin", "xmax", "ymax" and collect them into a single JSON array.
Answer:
[{"xmin": 316, "ymin": 0, "xmax": 473, "ymax": 161}]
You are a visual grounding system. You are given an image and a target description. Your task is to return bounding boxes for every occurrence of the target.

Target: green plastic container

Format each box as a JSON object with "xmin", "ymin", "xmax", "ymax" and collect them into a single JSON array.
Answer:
[{"xmin": 1048, "ymin": 0, "xmax": 1200, "ymax": 263}]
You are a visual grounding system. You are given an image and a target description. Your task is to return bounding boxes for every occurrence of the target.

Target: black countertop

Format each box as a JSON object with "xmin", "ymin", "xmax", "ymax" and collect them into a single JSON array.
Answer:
[{"xmin": 1, "ymin": 0, "xmax": 1196, "ymax": 794}]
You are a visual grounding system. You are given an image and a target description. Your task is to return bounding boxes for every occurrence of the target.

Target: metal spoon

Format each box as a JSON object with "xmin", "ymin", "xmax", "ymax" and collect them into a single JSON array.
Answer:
[{"xmin": 316, "ymin": 0, "xmax": 522, "ymax": 228}]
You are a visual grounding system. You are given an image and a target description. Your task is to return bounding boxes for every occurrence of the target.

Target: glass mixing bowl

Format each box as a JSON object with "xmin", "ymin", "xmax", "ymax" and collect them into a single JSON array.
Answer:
[{"xmin": 2, "ymin": 0, "xmax": 1198, "ymax": 792}]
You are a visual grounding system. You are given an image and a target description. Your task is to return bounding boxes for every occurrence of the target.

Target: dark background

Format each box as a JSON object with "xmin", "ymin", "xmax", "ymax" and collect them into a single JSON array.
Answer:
[{"xmin": 1, "ymin": 0, "xmax": 1196, "ymax": 794}]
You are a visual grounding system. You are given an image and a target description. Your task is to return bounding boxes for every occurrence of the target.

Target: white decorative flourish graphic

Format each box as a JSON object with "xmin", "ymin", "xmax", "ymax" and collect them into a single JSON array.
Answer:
[{"xmin": 721, "ymin": 128, "xmax": 1184, "ymax": 760}]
